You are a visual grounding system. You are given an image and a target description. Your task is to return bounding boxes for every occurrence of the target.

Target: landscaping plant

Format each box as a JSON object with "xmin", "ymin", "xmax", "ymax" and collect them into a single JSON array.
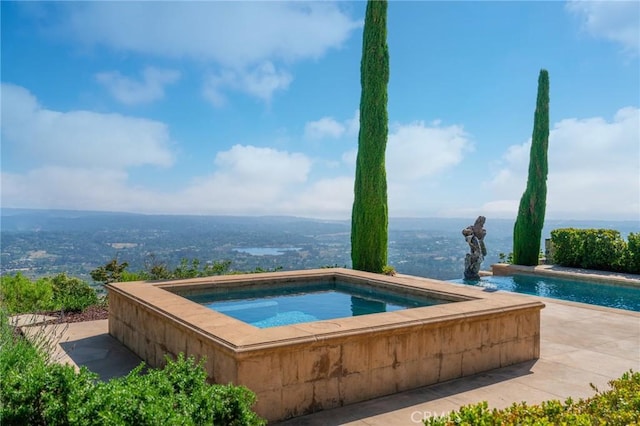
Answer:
[
  {"xmin": 0, "ymin": 273, "xmax": 97, "ymax": 315},
  {"xmin": 424, "ymin": 370, "xmax": 640, "ymax": 425},
  {"xmin": 513, "ymin": 69, "xmax": 550, "ymax": 266},
  {"xmin": 0, "ymin": 308, "xmax": 265, "ymax": 425},
  {"xmin": 351, "ymin": 0, "xmax": 390, "ymax": 273}
]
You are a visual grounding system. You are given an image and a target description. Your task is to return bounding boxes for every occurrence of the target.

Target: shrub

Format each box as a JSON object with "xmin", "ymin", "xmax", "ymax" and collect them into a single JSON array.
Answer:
[
  {"xmin": 580, "ymin": 229, "xmax": 626, "ymax": 271},
  {"xmin": 424, "ymin": 370, "xmax": 640, "ymax": 425},
  {"xmin": 0, "ymin": 273, "xmax": 99, "ymax": 314},
  {"xmin": 550, "ymin": 228, "xmax": 583, "ymax": 267},
  {"xmin": 0, "ymin": 273, "xmax": 55, "ymax": 314},
  {"xmin": 49, "ymin": 274, "xmax": 99, "ymax": 312},
  {"xmin": 0, "ymin": 310, "xmax": 265, "ymax": 426},
  {"xmin": 626, "ymin": 232, "xmax": 640, "ymax": 274},
  {"xmin": 550, "ymin": 228, "xmax": 635, "ymax": 273}
]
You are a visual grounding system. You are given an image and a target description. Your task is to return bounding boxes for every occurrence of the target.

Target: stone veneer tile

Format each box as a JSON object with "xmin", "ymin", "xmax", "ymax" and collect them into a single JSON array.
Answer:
[
  {"xmin": 204, "ymin": 349, "xmax": 237, "ymax": 384},
  {"xmin": 461, "ymin": 344, "xmax": 502, "ymax": 376},
  {"xmin": 339, "ymin": 371, "xmax": 373, "ymax": 405},
  {"xmin": 311, "ymin": 378, "xmax": 342, "ymax": 412},
  {"xmin": 252, "ymin": 387, "xmax": 282, "ymax": 424},
  {"xmin": 341, "ymin": 339, "xmax": 372, "ymax": 375},
  {"xmin": 438, "ymin": 351, "xmax": 463, "ymax": 382},
  {"xmin": 281, "ymin": 382, "xmax": 316, "ymax": 418},
  {"xmin": 369, "ymin": 334, "xmax": 396, "ymax": 369},
  {"xmin": 238, "ymin": 352, "xmax": 283, "ymax": 393}
]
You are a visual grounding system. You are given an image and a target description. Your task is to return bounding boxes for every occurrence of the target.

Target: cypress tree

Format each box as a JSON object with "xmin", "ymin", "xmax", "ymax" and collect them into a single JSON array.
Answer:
[
  {"xmin": 351, "ymin": 0, "xmax": 389, "ymax": 273},
  {"xmin": 513, "ymin": 69, "xmax": 550, "ymax": 266}
]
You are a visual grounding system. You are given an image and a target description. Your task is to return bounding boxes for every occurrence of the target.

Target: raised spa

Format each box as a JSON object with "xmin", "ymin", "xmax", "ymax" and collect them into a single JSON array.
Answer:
[
  {"xmin": 107, "ymin": 268, "xmax": 544, "ymax": 422},
  {"xmin": 183, "ymin": 280, "xmax": 453, "ymax": 328}
]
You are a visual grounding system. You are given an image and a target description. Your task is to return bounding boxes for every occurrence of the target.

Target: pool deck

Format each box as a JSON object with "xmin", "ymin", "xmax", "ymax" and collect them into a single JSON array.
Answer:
[{"xmin": 15, "ymin": 269, "xmax": 640, "ymax": 425}]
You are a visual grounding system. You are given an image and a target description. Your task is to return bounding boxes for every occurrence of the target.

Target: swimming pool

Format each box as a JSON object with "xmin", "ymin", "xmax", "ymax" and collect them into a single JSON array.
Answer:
[
  {"xmin": 184, "ymin": 281, "xmax": 451, "ymax": 328},
  {"xmin": 452, "ymin": 274, "xmax": 640, "ymax": 311}
]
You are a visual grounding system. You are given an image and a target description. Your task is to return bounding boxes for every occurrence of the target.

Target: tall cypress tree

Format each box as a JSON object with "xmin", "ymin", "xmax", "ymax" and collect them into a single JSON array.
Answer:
[
  {"xmin": 513, "ymin": 69, "xmax": 550, "ymax": 266},
  {"xmin": 351, "ymin": 0, "xmax": 389, "ymax": 273}
]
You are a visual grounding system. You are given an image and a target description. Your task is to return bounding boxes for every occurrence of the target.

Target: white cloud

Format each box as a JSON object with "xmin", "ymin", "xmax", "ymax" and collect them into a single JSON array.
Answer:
[
  {"xmin": 567, "ymin": 1, "xmax": 640, "ymax": 53},
  {"xmin": 203, "ymin": 62, "xmax": 292, "ymax": 107},
  {"xmin": 285, "ymin": 176, "xmax": 354, "ymax": 219},
  {"xmin": 304, "ymin": 110, "xmax": 360, "ymax": 140},
  {"xmin": 41, "ymin": 2, "xmax": 360, "ymax": 105},
  {"xmin": 387, "ymin": 121, "xmax": 472, "ymax": 182},
  {"xmin": 53, "ymin": 2, "xmax": 360, "ymax": 67},
  {"xmin": 486, "ymin": 107, "xmax": 640, "ymax": 219},
  {"xmin": 1, "ymin": 84, "xmax": 175, "ymax": 169},
  {"xmin": 96, "ymin": 67, "xmax": 181, "ymax": 105},
  {"xmin": 304, "ymin": 117, "xmax": 346, "ymax": 140},
  {"xmin": 172, "ymin": 145, "xmax": 313, "ymax": 215}
]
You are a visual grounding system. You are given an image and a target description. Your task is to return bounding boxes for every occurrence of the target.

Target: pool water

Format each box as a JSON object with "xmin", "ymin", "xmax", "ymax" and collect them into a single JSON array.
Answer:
[
  {"xmin": 185, "ymin": 281, "xmax": 451, "ymax": 328},
  {"xmin": 451, "ymin": 274, "xmax": 640, "ymax": 312}
]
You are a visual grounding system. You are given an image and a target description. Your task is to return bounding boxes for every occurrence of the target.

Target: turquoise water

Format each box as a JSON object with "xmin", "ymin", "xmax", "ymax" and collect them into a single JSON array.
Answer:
[
  {"xmin": 451, "ymin": 274, "xmax": 640, "ymax": 312},
  {"xmin": 185, "ymin": 282, "xmax": 451, "ymax": 328}
]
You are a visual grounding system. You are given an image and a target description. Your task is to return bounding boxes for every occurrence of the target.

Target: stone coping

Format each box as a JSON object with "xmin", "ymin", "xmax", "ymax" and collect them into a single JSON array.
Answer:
[
  {"xmin": 107, "ymin": 268, "xmax": 544, "ymax": 355},
  {"xmin": 491, "ymin": 263, "xmax": 640, "ymax": 287}
]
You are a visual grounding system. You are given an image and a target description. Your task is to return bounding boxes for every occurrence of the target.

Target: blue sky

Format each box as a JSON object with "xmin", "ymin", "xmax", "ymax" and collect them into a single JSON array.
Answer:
[{"xmin": 1, "ymin": 1, "xmax": 638, "ymax": 221}]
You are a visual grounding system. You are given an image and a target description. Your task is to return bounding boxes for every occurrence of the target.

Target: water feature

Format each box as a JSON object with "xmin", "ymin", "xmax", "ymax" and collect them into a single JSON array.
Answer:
[
  {"xmin": 107, "ymin": 268, "xmax": 543, "ymax": 422},
  {"xmin": 185, "ymin": 281, "xmax": 451, "ymax": 328},
  {"xmin": 451, "ymin": 274, "xmax": 640, "ymax": 311}
]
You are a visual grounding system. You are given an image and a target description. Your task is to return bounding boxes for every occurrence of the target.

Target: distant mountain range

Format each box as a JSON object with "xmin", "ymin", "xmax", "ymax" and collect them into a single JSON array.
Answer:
[
  {"xmin": 2, "ymin": 208, "xmax": 637, "ymax": 236},
  {"xmin": 1, "ymin": 208, "xmax": 638, "ymax": 282}
]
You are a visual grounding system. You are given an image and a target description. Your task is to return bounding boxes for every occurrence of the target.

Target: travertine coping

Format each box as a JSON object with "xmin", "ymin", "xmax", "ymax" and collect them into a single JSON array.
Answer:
[{"xmin": 107, "ymin": 268, "xmax": 544, "ymax": 422}]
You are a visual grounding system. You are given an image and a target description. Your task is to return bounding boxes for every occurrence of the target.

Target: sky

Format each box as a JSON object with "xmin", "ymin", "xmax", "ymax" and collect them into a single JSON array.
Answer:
[{"xmin": 1, "ymin": 1, "xmax": 639, "ymax": 222}]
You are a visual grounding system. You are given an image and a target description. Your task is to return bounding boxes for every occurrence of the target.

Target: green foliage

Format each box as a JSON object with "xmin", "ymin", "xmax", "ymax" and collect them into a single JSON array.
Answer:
[
  {"xmin": 550, "ymin": 228, "xmax": 635, "ymax": 273},
  {"xmin": 351, "ymin": 0, "xmax": 389, "ymax": 273},
  {"xmin": 0, "ymin": 273, "xmax": 98, "ymax": 314},
  {"xmin": 0, "ymin": 273, "xmax": 55, "ymax": 314},
  {"xmin": 0, "ymin": 310, "xmax": 265, "ymax": 426},
  {"xmin": 625, "ymin": 232, "xmax": 640, "ymax": 274},
  {"xmin": 70, "ymin": 355, "xmax": 264, "ymax": 426},
  {"xmin": 90, "ymin": 258, "xmax": 129, "ymax": 285},
  {"xmin": 91, "ymin": 257, "xmax": 233, "ymax": 283},
  {"xmin": 48, "ymin": 273, "xmax": 99, "ymax": 313},
  {"xmin": 424, "ymin": 370, "xmax": 640, "ymax": 426},
  {"xmin": 513, "ymin": 69, "xmax": 550, "ymax": 266},
  {"xmin": 382, "ymin": 265, "xmax": 396, "ymax": 276}
]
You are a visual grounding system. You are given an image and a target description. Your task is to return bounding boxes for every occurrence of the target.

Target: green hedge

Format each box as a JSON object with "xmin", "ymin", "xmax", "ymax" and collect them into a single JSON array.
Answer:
[
  {"xmin": 424, "ymin": 370, "xmax": 640, "ymax": 425},
  {"xmin": 0, "ymin": 309, "xmax": 265, "ymax": 426},
  {"xmin": 0, "ymin": 273, "xmax": 99, "ymax": 314},
  {"xmin": 550, "ymin": 228, "xmax": 639, "ymax": 274}
]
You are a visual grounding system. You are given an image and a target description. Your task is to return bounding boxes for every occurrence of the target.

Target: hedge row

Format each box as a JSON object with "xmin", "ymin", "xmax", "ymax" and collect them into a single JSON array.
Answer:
[
  {"xmin": 424, "ymin": 370, "xmax": 640, "ymax": 425},
  {"xmin": 550, "ymin": 228, "xmax": 640, "ymax": 274}
]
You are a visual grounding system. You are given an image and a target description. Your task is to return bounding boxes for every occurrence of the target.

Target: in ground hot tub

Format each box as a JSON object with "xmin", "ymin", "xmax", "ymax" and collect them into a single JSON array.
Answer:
[{"xmin": 107, "ymin": 268, "xmax": 544, "ymax": 422}]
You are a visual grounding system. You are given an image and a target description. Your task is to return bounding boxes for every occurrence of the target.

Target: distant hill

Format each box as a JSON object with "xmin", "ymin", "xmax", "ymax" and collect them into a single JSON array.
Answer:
[{"xmin": 1, "ymin": 208, "xmax": 637, "ymax": 282}]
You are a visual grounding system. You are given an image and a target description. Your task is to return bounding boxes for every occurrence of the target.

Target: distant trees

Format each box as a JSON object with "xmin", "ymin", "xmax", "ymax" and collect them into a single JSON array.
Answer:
[
  {"xmin": 89, "ymin": 257, "xmax": 233, "ymax": 284},
  {"xmin": 513, "ymin": 69, "xmax": 550, "ymax": 266},
  {"xmin": 351, "ymin": 0, "xmax": 390, "ymax": 273}
]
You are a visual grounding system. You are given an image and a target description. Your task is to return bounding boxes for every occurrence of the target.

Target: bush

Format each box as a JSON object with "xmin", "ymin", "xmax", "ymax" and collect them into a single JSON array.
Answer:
[
  {"xmin": 580, "ymin": 229, "xmax": 626, "ymax": 271},
  {"xmin": 49, "ymin": 274, "xmax": 99, "ymax": 313},
  {"xmin": 71, "ymin": 355, "xmax": 265, "ymax": 426},
  {"xmin": 550, "ymin": 228, "xmax": 636, "ymax": 273},
  {"xmin": 550, "ymin": 228, "xmax": 583, "ymax": 267},
  {"xmin": 424, "ymin": 370, "xmax": 640, "ymax": 425},
  {"xmin": 0, "ymin": 273, "xmax": 55, "ymax": 314},
  {"xmin": 0, "ymin": 273, "xmax": 99, "ymax": 314},
  {"xmin": 0, "ymin": 310, "xmax": 265, "ymax": 426},
  {"xmin": 626, "ymin": 232, "xmax": 640, "ymax": 274}
]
